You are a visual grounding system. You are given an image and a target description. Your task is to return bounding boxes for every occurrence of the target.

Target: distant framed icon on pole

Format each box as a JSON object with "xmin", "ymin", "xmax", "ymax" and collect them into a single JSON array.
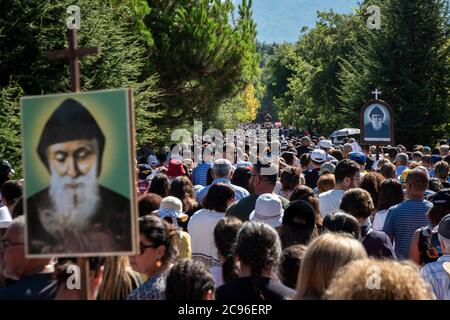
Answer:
[{"xmin": 360, "ymin": 100, "xmax": 395, "ymax": 145}]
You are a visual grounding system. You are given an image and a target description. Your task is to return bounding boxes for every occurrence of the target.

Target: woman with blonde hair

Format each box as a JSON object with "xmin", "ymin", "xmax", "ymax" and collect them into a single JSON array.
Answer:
[
  {"xmin": 325, "ymin": 258, "xmax": 435, "ymax": 300},
  {"xmin": 295, "ymin": 232, "xmax": 367, "ymax": 300},
  {"xmin": 98, "ymin": 256, "xmax": 141, "ymax": 300}
]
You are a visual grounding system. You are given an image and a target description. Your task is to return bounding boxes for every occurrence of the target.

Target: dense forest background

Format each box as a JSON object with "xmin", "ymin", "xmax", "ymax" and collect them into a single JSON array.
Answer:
[{"xmin": 0, "ymin": 0, "xmax": 448, "ymax": 173}]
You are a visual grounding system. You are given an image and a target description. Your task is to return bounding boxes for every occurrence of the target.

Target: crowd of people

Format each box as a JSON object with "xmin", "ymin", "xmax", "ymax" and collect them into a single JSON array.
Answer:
[{"xmin": 0, "ymin": 126, "xmax": 450, "ymax": 300}]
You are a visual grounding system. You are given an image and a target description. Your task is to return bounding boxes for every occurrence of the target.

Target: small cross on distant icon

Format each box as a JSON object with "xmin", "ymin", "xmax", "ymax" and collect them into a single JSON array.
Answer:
[{"xmin": 372, "ymin": 89, "xmax": 382, "ymax": 100}]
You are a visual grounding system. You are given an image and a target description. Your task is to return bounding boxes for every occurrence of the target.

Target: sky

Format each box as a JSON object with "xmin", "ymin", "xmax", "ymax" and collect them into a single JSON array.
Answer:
[{"xmin": 232, "ymin": 0, "xmax": 360, "ymax": 43}]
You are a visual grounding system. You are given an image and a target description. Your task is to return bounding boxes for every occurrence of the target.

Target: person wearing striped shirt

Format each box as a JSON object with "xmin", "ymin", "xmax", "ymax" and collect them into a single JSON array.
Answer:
[
  {"xmin": 192, "ymin": 160, "xmax": 213, "ymax": 187},
  {"xmin": 421, "ymin": 211, "xmax": 450, "ymax": 300},
  {"xmin": 383, "ymin": 168, "xmax": 432, "ymax": 259}
]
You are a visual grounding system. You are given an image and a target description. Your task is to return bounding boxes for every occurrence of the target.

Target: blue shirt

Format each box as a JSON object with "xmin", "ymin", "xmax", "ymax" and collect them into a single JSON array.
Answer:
[
  {"xmin": 192, "ymin": 161, "xmax": 212, "ymax": 186},
  {"xmin": 382, "ymin": 199, "xmax": 432, "ymax": 260},
  {"xmin": 396, "ymin": 165, "xmax": 408, "ymax": 177},
  {"xmin": 421, "ymin": 255, "xmax": 450, "ymax": 300},
  {"xmin": 127, "ymin": 272, "xmax": 167, "ymax": 300},
  {"xmin": 194, "ymin": 177, "xmax": 250, "ymax": 204}
]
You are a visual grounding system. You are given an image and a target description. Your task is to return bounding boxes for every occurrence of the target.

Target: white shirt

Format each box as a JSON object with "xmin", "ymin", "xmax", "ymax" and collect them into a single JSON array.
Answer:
[
  {"xmin": 0, "ymin": 205, "xmax": 12, "ymax": 228},
  {"xmin": 372, "ymin": 209, "xmax": 389, "ymax": 231},
  {"xmin": 421, "ymin": 255, "xmax": 450, "ymax": 300},
  {"xmin": 318, "ymin": 189, "xmax": 345, "ymax": 218},
  {"xmin": 187, "ymin": 209, "xmax": 225, "ymax": 265}
]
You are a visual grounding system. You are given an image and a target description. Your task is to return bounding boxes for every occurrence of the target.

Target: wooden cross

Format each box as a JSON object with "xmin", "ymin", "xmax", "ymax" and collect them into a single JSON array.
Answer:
[
  {"xmin": 372, "ymin": 89, "xmax": 382, "ymax": 100},
  {"xmin": 46, "ymin": 28, "xmax": 100, "ymax": 300},
  {"xmin": 46, "ymin": 28, "xmax": 101, "ymax": 92}
]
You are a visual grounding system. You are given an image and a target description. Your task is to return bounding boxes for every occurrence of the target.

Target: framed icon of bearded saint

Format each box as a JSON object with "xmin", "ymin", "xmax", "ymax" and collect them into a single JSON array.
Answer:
[
  {"xmin": 360, "ymin": 100, "xmax": 395, "ymax": 146},
  {"xmin": 21, "ymin": 89, "xmax": 138, "ymax": 257}
]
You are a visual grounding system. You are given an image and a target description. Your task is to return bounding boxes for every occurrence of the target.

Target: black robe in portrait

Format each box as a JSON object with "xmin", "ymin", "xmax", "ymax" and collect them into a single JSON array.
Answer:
[
  {"xmin": 364, "ymin": 123, "xmax": 390, "ymax": 140},
  {"xmin": 26, "ymin": 185, "xmax": 132, "ymax": 255}
]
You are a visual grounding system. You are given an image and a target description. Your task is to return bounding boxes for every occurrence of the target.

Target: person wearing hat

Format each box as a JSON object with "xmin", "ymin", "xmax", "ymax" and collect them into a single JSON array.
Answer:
[
  {"xmin": 303, "ymin": 149, "xmax": 326, "ymax": 189},
  {"xmin": 0, "ymin": 160, "xmax": 14, "ymax": 189},
  {"xmin": 137, "ymin": 164, "xmax": 153, "ymax": 196},
  {"xmin": 278, "ymin": 200, "xmax": 318, "ymax": 248},
  {"xmin": 423, "ymin": 146, "xmax": 432, "ymax": 156},
  {"xmin": 226, "ymin": 159, "xmax": 289, "ymax": 222},
  {"xmin": 166, "ymin": 159, "xmax": 187, "ymax": 182},
  {"xmin": 26, "ymin": 98, "xmax": 132, "ymax": 255},
  {"xmin": 147, "ymin": 155, "xmax": 159, "ymax": 169},
  {"xmin": 249, "ymin": 194, "xmax": 284, "ymax": 229},
  {"xmin": 319, "ymin": 162, "xmax": 336, "ymax": 177},
  {"xmin": 318, "ymin": 140, "xmax": 337, "ymax": 162},
  {"xmin": 194, "ymin": 159, "xmax": 249, "ymax": 204},
  {"xmin": 348, "ymin": 152, "xmax": 367, "ymax": 172},
  {"xmin": 421, "ymin": 207, "xmax": 450, "ymax": 300},
  {"xmin": 155, "ymin": 196, "xmax": 191, "ymax": 259},
  {"xmin": 364, "ymin": 106, "xmax": 390, "ymax": 139}
]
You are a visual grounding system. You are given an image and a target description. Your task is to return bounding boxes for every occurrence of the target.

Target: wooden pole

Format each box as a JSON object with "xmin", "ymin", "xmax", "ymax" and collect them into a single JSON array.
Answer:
[
  {"xmin": 69, "ymin": 29, "xmax": 80, "ymax": 93},
  {"xmin": 46, "ymin": 28, "xmax": 100, "ymax": 300},
  {"xmin": 77, "ymin": 258, "xmax": 91, "ymax": 300}
]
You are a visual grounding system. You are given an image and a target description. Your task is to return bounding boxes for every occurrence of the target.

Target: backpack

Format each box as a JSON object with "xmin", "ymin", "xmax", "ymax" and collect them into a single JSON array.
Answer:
[{"xmin": 418, "ymin": 225, "xmax": 442, "ymax": 265}]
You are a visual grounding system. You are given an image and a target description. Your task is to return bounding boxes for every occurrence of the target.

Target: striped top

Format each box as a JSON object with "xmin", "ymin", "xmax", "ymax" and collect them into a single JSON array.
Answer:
[
  {"xmin": 192, "ymin": 161, "xmax": 212, "ymax": 186},
  {"xmin": 420, "ymin": 255, "xmax": 450, "ymax": 300},
  {"xmin": 382, "ymin": 199, "xmax": 432, "ymax": 260}
]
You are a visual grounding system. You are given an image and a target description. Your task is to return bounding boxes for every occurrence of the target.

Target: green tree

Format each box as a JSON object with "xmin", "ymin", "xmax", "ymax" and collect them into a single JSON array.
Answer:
[
  {"xmin": 275, "ymin": 12, "xmax": 366, "ymax": 134},
  {"xmin": 136, "ymin": 0, "xmax": 259, "ymax": 127},
  {"xmin": 339, "ymin": 0, "xmax": 450, "ymax": 146},
  {"xmin": 0, "ymin": 83, "xmax": 23, "ymax": 175},
  {"xmin": 0, "ymin": 0, "xmax": 163, "ymax": 148}
]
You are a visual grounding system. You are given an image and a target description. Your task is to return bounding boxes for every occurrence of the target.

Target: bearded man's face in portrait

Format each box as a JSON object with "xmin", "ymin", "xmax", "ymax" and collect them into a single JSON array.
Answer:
[
  {"xmin": 370, "ymin": 114, "xmax": 383, "ymax": 130},
  {"xmin": 46, "ymin": 138, "xmax": 100, "ymax": 228}
]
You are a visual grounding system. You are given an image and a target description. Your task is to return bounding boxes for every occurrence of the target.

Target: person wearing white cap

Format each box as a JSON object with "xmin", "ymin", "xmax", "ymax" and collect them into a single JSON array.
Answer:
[
  {"xmin": 318, "ymin": 140, "xmax": 337, "ymax": 162},
  {"xmin": 303, "ymin": 149, "xmax": 326, "ymax": 189},
  {"xmin": 155, "ymin": 196, "xmax": 191, "ymax": 259},
  {"xmin": 249, "ymin": 194, "xmax": 284, "ymax": 229}
]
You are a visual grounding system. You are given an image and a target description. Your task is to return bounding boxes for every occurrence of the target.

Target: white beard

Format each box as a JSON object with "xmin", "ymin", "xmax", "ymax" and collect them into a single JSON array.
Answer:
[{"xmin": 49, "ymin": 162, "xmax": 100, "ymax": 229}]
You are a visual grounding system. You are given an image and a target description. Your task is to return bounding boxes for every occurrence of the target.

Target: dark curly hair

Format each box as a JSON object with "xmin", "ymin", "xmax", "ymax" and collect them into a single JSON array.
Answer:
[
  {"xmin": 138, "ymin": 215, "xmax": 176, "ymax": 264},
  {"xmin": 165, "ymin": 259, "xmax": 215, "ymax": 300},
  {"xmin": 280, "ymin": 166, "xmax": 301, "ymax": 191},
  {"xmin": 340, "ymin": 188, "xmax": 375, "ymax": 219},
  {"xmin": 202, "ymin": 183, "xmax": 235, "ymax": 212},
  {"xmin": 138, "ymin": 193, "xmax": 162, "ymax": 217},
  {"xmin": 278, "ymin": 245, "xmax": 307, "ymax": 289},
  {"xmin": 359, "ymin": 172, "xmax": 384, "ymax": 207},
  {"xmin": 214, "ymin": 217, "xmax": 242, "ymax": 284},
  {"xmin": 169, "ymin": 176, "xmax": 195, "ymax": 201},
  {"xmin": 322, "ymin": 211, "xmax": 361, "ymax": 240},
  {"xmin": 231, "ymin": 167, "xmax": 251, "ymax": 191},
  {"xmin": 290, "ymin": 185, "xmax": 323, "ymax": 226},
  {"xmin": 235, "ymin": 222, "xmax": 281, "ymax": 277}
]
